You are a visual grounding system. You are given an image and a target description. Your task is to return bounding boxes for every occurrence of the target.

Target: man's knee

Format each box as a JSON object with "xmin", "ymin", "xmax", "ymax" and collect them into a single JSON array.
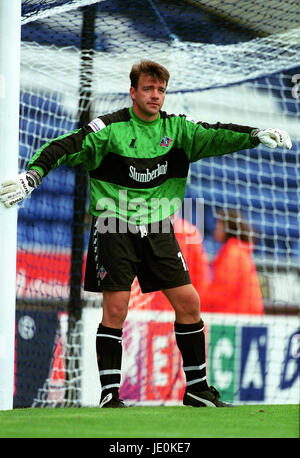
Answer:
[
  {"xmin": 178, "ymin": 291, "xmax": 200, "ymax": 316},
  {"xmin": 163, "ymin": 284, "xmax": 200, "ymax": 323},
  {"xmin": 102, "ymin": 290, "xmax": 130, "ymax": 328}
]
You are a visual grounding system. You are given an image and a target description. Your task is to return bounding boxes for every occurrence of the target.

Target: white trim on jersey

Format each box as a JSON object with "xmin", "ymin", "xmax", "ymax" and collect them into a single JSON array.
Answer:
[{"xmin": 88, "ymin": 117, "xmax": 106, "ymax": 132}]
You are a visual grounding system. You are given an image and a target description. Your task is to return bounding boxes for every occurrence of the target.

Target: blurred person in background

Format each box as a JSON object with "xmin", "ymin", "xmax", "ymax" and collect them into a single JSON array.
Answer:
[{"xmin": 201, "ymin": 208, "xmax": 264, "ymax": 315}]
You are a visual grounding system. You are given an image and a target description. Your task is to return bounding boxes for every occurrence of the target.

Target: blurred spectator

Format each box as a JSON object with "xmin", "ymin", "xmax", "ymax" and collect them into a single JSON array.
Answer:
[
  {"xmin": 201, "ymin": 208, "xmax": 264, "ymax": 315},
  {"xmin": 129, "ymin": 217, "xmax": 210, "ymax": 311}
]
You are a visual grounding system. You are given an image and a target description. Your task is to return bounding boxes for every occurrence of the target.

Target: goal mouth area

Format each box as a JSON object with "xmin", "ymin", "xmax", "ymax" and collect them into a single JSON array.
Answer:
[{"xmin": 10, "ymin": 0, "xmax": 300, "ymax": 409}]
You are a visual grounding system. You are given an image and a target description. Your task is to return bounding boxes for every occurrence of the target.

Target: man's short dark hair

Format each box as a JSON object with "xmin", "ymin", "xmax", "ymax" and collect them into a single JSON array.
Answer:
[{"xmin": 130, "ymin": 60, "xmax": 170, "ymax": 89}]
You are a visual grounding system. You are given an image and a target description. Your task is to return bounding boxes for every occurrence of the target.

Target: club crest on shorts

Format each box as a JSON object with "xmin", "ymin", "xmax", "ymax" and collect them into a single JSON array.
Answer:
[
  {"xmin": 98, "ymin": 265, "xmax": 107, "ymax": 280},
  {"xmin": 160, "ymin": 136, "xmax": 173, "ymax": 147}
]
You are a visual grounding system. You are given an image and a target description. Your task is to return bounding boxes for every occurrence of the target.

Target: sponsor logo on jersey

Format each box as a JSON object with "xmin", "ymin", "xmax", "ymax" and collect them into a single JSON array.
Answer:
[
  {"xmin": 160, "ymin": 136, "xmax": 173, "ymax": 147},
  {"xmin": 129, "ymin": 161, "xmax": 168, "ymax": 183},
  {"xmin": 89, "ymin": 117, "xmax": 106, "ymax": 132}
]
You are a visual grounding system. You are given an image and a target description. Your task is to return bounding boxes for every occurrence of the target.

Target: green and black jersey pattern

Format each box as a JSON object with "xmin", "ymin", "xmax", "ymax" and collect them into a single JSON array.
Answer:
[{"xmin": 28, "ymin": 107, "xmax": 259, "ymax": 225}]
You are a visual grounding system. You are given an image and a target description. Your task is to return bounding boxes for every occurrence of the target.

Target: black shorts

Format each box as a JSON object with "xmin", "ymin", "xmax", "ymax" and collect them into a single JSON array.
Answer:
[{"xmin": 84, "ymin": 217, "xmax": 191, "ymax": 293}]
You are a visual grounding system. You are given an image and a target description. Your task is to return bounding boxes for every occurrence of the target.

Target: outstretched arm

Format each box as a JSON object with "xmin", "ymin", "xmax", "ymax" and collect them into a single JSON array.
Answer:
[
  {"xmin": 0, "ymin": 117, "xmax": 109, "ymax": 208},
  {"xmin": 183, "ymin": 117, "xmax": 293, "ymax": 162}
]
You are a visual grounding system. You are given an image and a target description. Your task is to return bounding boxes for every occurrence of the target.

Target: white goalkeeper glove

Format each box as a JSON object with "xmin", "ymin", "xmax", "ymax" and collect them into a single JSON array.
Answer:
[
  {"xmin": 0, "ymin": 170, "xmax": 42, "ymax": 208},
  {"xmin": 252, "ymin": 128, "xmax": 292, "ymax": 150}
]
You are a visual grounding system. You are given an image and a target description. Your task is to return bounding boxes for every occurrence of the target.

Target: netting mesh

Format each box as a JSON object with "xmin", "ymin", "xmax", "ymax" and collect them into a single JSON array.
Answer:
[{"xmin": 15, "ymin": 0, "xmax": 300, "ymax": 408}]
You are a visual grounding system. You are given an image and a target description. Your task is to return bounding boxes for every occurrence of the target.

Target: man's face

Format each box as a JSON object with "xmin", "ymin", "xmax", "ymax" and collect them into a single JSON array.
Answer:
[{"xmin": 130, "ymin": 73, "xmax": 167, "ymax": 121}]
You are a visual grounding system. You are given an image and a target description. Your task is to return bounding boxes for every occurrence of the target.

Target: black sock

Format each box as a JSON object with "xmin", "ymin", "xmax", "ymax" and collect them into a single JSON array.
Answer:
[
  {"xmin": 174, "ymin": 320, "xmax": 209, "ymax": 392},
  {"xmin": 96, "ymin": 323, "xmax": 123, "ymax": 400}
]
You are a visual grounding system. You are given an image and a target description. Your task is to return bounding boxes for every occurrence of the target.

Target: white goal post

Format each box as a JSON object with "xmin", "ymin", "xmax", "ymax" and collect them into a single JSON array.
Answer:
[{"xmin": 0, "ymin": 0, "xmax": 21, "ymax": 410}]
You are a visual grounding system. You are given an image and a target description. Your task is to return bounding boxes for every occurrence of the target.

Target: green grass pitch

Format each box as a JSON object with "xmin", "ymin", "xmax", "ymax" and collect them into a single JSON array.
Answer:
[{"xmin": 0, "ymin": 405, "xmax": 298, "ymax": 439}]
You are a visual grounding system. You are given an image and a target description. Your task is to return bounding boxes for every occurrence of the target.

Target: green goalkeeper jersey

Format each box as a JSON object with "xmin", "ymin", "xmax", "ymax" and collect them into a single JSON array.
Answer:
[{"xmin": 28, "ymin": 107, "xmax": 259, "ymax": 225}]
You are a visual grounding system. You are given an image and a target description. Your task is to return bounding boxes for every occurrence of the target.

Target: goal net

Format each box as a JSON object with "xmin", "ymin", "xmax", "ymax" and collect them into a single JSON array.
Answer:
[{"xmin": 14, "ymin": 0, "xmax": 299, "ymax": 407}]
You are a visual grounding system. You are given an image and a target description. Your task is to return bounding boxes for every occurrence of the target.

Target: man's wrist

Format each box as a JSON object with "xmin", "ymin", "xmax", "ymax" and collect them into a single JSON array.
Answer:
[
  {"xmin": 26, "ymin": 169, "xmax": 42, "ymax": 188},
  {"xmin": 250, "ymin": 128, "xmax": 260, "ymax": 146}
]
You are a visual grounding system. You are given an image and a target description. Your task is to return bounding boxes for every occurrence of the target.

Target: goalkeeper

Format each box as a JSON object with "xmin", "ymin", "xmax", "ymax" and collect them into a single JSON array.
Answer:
[{"xmin": 0, "ymin": 60, "xmax": 292, "ymax": 408}]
